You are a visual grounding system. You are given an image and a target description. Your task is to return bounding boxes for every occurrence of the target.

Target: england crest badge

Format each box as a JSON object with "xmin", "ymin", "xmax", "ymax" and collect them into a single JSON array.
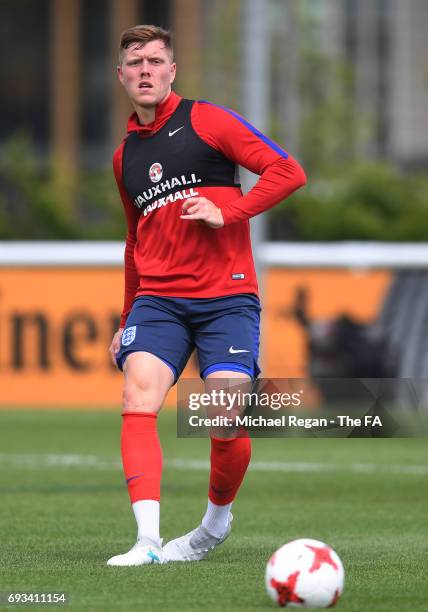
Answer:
[{"xmin": 122, "ymin": 326, "xmax": 137, "ymax": 346}]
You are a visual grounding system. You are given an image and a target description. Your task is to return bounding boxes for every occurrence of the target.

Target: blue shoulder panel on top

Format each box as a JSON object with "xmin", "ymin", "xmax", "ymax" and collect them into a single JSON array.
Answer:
[{"xmin": 198, "ymin": 100, "xmax": 289, "ymax": 159}]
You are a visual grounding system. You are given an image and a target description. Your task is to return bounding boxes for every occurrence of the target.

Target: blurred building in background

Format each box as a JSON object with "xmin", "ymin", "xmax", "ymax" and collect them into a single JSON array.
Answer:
[
  {"xmin": 1, "ymin": 0, "xmax": 427, "ymax": 172},
  {"xmin": 325, "ymin": 0, "xmax": 428, "ymax": 167}
]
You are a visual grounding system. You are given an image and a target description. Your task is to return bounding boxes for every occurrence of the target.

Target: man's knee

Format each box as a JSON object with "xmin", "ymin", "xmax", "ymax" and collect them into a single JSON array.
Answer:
[
  {"xmin": 122, "ymin": 377, "xmax": 161, "ymax": 414},
  {"xmin": 122, "ymin": 352, "xmax": 174, "ymax": 414}
]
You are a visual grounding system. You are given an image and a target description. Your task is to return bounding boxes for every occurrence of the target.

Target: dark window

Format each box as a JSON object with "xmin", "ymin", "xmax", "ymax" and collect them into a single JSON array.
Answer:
[
  {"xmin": 142, "ymin": 0, "xmax": 171, "ymax": 29},
  {"xmin": 377, "ymin": 0, "xmax": 389, "ymax": 155},
  {"xmin": 80, "ymin": 0, "xmax": 110, "ymax": 166},
  {"xmin": 0, "ymin": 0, "xmax": 50, "ymax": 149},
  {"xmin": 344, "ymin": 0, "xmax": 357, "ymax": 67}
]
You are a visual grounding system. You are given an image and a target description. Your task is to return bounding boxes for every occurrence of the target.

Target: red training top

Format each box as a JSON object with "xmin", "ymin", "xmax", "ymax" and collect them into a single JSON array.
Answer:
[{"xmin": 113, "ymin": 91, "xmax": 306, "ymax": 327}]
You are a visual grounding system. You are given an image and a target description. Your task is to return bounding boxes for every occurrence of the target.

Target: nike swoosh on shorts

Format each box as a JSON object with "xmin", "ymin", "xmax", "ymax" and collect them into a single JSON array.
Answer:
[{"xmin": 228, "ymin": 346, "xmax": 250, "ymax": 354}]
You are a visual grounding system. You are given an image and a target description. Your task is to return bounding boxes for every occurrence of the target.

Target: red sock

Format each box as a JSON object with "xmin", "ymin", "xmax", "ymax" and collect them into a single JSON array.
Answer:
[
  {"xmin": 208, "ymin": 436, "xmax": 251, "ymax": 505},
  {"xmin": 121, "ymin": 413, "xmax": 162, "ymax": 503}
]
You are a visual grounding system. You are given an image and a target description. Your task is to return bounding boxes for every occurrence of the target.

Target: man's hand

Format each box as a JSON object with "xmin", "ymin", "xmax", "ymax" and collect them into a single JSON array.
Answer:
[
  {"xmin": 109, "ymin": 328, "xmax": 124, "ymax": 367},
  {"xmin": 180, "ymin": 197, "xmax": 224, "ymax": 228}
]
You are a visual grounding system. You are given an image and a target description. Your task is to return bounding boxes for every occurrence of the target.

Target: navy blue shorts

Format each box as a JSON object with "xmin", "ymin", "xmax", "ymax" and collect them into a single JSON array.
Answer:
[{"xmin": 116, "ymin": 294, "xmax": 261, "ymax": 383}]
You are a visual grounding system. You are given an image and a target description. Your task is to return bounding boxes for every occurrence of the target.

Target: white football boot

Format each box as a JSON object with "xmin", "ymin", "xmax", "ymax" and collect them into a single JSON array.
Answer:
[
  {"xmin": 107, "ymin": 536, "xmax": 166, "ymax": 566},
  {"xmin": 163, "ymin": 514, "xmax": 233, "ymax": 562}
]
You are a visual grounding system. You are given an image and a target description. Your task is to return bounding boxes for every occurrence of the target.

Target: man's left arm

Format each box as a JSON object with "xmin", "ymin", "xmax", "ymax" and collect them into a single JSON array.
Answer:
[{"xmin": 190, "ymin": 101, "xmax": 307, "ymax": 225}]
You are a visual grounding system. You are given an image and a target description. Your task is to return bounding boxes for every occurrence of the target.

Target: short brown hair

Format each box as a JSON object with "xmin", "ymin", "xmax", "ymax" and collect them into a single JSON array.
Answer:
[{"xmin": 119, "ymin": 25, "xmax": 174, "ymax": 62}]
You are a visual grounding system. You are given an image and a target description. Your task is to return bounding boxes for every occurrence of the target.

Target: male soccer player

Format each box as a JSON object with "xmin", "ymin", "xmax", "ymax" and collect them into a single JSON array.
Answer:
[{"xmin": 107, "ymin": 25, "xmax": 306, "ymax": 566}]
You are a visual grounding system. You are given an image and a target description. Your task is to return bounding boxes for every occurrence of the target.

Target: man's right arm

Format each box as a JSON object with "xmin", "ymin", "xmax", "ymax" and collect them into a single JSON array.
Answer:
[{"xmin": 113, "ymin": 142, "xmax": 140, "ymax": 330}]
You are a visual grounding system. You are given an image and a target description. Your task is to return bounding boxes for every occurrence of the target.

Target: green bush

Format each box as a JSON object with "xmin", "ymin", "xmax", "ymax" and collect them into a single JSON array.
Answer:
[
  {"xmin": 0, "ymin": 134, "xmax": 125, "ymax": 240},
  {"xmin": 270, "ymin": 163, "xmax": 428, "ymax": 241}
]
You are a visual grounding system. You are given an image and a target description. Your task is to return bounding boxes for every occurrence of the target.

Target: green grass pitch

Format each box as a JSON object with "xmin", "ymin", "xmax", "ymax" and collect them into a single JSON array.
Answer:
[{"xmin": 0, "ymin": 409, "xmax": 427, "ymax": 611}]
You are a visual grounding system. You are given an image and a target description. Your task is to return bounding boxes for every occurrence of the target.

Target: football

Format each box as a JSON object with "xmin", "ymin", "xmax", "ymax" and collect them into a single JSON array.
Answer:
[{"xmin": 265, "ymin": 538, "xmax": 345, "ymax": 608}]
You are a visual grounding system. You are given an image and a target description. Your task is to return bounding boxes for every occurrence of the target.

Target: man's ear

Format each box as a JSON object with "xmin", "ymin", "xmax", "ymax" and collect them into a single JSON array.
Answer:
[
  {"xmin": 117, "ymin": 64, "xmax": 124, "ymax": 85},
  {"xmin": 170, "ymin": 62, "xmax": 177, "ymax": 84}
]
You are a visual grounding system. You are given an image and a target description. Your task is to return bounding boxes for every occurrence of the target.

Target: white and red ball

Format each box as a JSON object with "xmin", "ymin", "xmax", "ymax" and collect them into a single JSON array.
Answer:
[{"xmin": 265, "ymin": 538, "xmax": 344, "ymax": 608}]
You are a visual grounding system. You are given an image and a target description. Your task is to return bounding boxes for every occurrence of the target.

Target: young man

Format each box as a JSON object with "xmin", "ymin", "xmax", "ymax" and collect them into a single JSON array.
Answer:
[{"xmin": 107, "ymin": 25, "xmax": 306, "ymax": 566}]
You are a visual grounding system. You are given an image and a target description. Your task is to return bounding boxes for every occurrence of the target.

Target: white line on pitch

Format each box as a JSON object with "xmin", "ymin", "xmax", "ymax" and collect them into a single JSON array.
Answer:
[{"xmin": 0, "ymin": 453, "xmax": 427, "ymax": 475}]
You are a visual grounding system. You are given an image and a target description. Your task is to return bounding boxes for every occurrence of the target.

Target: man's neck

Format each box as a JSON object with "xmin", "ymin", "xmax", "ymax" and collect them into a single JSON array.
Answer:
[
  {"xmin": 135, "ymin": 90, "xmax": 172, "ymax": 125},
  {"xmin": 136, "ymin": 106, "xmax": 155, "ymax": 125}
]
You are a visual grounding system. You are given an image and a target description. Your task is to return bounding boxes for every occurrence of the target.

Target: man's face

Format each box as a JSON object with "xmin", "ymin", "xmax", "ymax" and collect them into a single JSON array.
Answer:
[{"xmin": 118, "ymin": 39, "xmax": 176, "ymax": 110}]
